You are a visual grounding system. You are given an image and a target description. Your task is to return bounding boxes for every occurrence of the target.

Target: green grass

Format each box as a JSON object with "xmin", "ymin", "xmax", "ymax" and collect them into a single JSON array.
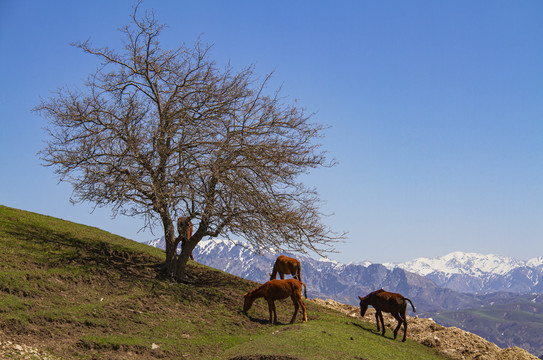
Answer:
[
  {"xmin": 0, "ymin": 205, "xmax": 449, "ymax": 359},
  {"xmin": 217, "ymin": 312, "xmax": 445, "ymax": 360}
]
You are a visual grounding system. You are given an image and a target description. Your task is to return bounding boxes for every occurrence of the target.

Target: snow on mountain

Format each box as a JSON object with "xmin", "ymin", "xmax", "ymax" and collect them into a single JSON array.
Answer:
[
  {"xmin": 145, "ymin": 237, "xmax": 165, "ymax": 249},
  {"xmin": 527, "ymin": 256, "xmax": 543, "ymax": 270},
  {"xmin": 384, "ymin": 252, "xmax": 543, "ymax": 294},
  {"xmin": 385, "ymin": 252, "xmax": 524, "ymax": 277}
]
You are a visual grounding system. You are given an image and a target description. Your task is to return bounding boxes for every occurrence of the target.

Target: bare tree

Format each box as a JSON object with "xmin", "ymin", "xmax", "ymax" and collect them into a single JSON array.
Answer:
[{"xmin": 35, "ymin": 5, "xmax": 343, "ymax": 282}]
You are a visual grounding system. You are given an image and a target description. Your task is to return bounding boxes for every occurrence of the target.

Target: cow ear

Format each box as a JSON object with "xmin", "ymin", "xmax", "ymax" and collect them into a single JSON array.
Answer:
[
  {"xmin": 358, "ymin": 296, "xmax": 363, "ymax": 300},
  {"xmin": 243, "ymin": 292, "xmax": 248, "ymax": 297}
]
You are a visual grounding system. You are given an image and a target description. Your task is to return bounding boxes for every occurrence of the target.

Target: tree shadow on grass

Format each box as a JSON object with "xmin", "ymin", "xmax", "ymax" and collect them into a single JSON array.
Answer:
[{"xmin": 4, "ymin": 221, "xmax": 159, "ymax": 280}]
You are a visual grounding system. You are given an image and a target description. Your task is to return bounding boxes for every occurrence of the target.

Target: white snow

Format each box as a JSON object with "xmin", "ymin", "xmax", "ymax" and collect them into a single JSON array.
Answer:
[
  {"xmin": 527, "ymin": 256, "xmax": 543, "ymax": 269},
  {"xmin": 385, "ymin": 251, "xmax": 527, "ymax": 277}
]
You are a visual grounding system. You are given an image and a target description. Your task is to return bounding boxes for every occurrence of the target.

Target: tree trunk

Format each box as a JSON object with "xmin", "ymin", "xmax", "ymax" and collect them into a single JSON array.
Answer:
[
  {"xmin": 158, "ymin": 212, "xmax": 200, "ymax": 282},
  {"xmin": 176, "ymin": 237, "xmax": 199, "ymax": 282},
  {"xmin": 160, "ymin": 215, "xmax": 178, "ymax": 280}
]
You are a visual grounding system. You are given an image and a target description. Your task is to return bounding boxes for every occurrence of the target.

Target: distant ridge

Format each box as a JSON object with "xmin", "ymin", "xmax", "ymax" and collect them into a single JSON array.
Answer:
[
  {"xmin": 384, "ymin": 252, "xmax": 543, "ymax": 294},
  {"xmin": 146, "ymin": 237, "xmax": 543, "ymax": 295},
  {"xmin": 385, "ymin": 251, "xmax": 543, "ymax": 276}
]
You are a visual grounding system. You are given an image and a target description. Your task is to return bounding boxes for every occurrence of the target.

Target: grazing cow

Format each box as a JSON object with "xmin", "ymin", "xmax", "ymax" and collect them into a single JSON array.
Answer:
[
  {"xmin": 269, "ymin": 255, "xmax": 306, "ymax": 298},
  {"xmin": 243, "ymin": 279, "xmax": 307, "ymax": 324},
  {"xmin": 177, "ymin": 217, "xmax": 194, "ymax": 260},
  {"xmin": 358, "ymin": 289, "xmax": 416, "ymax": 342}
]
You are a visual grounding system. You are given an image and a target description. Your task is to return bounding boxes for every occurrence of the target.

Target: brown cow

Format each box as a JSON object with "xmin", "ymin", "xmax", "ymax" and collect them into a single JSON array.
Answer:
[
  {"xmin": 358, "ymin": 289, "xmax": 416, "ymax": 342},
  {"xmin": 243, "ymin": 279, "xmax": 307, "ymax": 324},
  {"xmin": 177, "ymin": 217, "xmax": 194, "ymax": 260},
  {"xmin": 269, "ymin": 255, "xmax": 306, "ymax": 298}
]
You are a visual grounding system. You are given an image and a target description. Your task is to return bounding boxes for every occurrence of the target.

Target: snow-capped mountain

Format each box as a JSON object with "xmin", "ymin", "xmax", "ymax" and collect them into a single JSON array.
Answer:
[
  {"xmin": 527, "ymin": 256, "xmax": 543, "ymax": 270},
  {"xmin": 386, "ymin": 251, "xmax": 525, "ymax": 276},
  {"xmin": 147, "ymin": 236, "xmax": 542, "ymax": 295},
  {"xmin": 148, "ymin": 238, "xmax": 543, "ymax": 298},
  {"xmin": 384, "ymin": 252, "xmax": 543, "ymax": 294}
]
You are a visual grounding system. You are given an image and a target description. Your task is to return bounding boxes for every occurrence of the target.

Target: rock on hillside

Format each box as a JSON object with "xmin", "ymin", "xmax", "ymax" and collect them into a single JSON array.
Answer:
[
  {"xmin": 0, "ymin": 330, "xmax": 61, "ymax": 360},
  {"xmin": 312, "ymin": 298, "xmax": 539, "ymax": 360}
]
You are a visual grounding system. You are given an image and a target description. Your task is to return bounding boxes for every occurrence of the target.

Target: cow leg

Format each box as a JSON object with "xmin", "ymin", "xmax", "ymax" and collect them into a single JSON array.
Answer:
[
  {"xmin": 280, "ymin": 273, "xmax": 285, "ymax": 280},
  {"xmin": 378, "ymin": 311, "xmax": 386, "ymax": 336},
  {"xmin": 299, "ymin": 297, "xmax": 307, "ymax": 322},
  {"xmin": 290, "ymin": 296, "xmax": 299, "ymax": 324},
  {"xmin": 400, "ymin": 312, "xmax": 408, "ymax": 342},
  {"xmin": 374, "ymin": 311, "xmax": 381, "ymax": 332},
  {"xmin": 391, "ymin": 312, "xmax": 403, "ymax": 340},
  {"xmin": 267, "ymin": 299, "xmax": 274, "ymax": 324}
]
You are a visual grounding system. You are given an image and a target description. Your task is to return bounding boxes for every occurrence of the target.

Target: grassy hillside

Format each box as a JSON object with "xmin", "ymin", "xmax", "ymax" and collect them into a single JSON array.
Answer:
[{"xmin": 0, "ymin": 205, "xmax": 449, "ymax": 360}]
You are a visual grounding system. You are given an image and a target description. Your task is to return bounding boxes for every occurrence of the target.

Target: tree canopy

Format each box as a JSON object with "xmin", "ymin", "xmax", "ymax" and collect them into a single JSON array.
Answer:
[{"xmin": 36, "ymin": 5, "xmax": 343, "ymax": 281}]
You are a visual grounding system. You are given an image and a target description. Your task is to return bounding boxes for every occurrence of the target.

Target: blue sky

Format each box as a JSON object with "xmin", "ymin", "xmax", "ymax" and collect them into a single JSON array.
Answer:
[{"xmin": 1, "ymin": 1, "xmax": 542, "ymax": 264}]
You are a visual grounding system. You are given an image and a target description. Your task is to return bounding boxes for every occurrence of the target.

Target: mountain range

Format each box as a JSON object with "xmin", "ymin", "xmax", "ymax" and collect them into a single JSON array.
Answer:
[
  {"xmin": 145, "ymin": 237, "xmax": 543, "ymax": 308},
  {"xmin": 385, "ymin": 252, "xmax": 543, "ymax": 294}
]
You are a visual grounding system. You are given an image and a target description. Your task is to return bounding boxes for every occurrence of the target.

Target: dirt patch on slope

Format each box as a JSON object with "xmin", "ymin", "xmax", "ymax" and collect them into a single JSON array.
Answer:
[
  {"xmin": 0, "ymin": 331, "xmax": 62, "ymax": 360},
  {"xmin": 312, "ymin": 298, "xmax": 538, "ymax": 360},
  {"xmin": 229, "ymin": 356, "xmax": 299, "ymax": 360}
]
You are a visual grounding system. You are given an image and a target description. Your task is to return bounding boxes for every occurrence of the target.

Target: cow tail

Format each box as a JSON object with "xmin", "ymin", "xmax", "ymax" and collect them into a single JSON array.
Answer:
[
  {"xmin": 301, "ymin": 281, "xmax": 307, "ymax": 299},
  {"xmin": 269, "ymin": 264, "xmax": 277, "ymax": 280},
  {"xmin": 405, "ymin": 298, "xmax": 416, "ymax": 313}
]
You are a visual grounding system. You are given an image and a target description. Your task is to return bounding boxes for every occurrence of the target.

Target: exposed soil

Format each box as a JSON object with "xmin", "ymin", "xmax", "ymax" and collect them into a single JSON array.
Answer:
[
  {"xmin": 312, "ymin": 298, "xmax": 539, "ymax": 360},
  {"xmin": 229, "ymin": 356, "xmax": 299, "ymax": 360},
  {"xmin": 0, "ymin": 335, "xmax": 62, "ymax": 360}
]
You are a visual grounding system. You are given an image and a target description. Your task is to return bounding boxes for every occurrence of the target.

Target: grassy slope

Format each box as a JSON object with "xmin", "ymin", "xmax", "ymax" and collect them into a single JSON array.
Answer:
[{"xmin": 0, "ymin": 205, "xmax": 449, "ymax": 360}]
